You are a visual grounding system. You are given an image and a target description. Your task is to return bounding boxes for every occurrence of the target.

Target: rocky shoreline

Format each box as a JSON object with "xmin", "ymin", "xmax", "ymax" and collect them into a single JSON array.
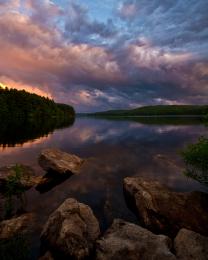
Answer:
[{"xmin": 0, "ymin": 148, "xmax": 208, "ymax": 259}]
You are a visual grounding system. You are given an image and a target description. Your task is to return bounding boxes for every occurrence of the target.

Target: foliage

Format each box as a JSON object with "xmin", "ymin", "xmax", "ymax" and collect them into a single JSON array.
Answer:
[
  {"xmin": 182, "ymin": 137, "xmax": 208, "ymax": 185},
  {"xmin": 0, "ymin": 87, "xmax": 75, "ymax": 147},
  {"xmin": 4, "ymin": 165, "xmax": 27, "ymax": 218},
  {"xmin": 90, "ymin": 105, "xmax": 208, "ymax": 117},
  {"xmin": 0, "ymin": 87, "xmax": 75, "ymax": 121},
  {"xmin": 0, "ymin": 234, "xmax": 29, "ymax": 260}
]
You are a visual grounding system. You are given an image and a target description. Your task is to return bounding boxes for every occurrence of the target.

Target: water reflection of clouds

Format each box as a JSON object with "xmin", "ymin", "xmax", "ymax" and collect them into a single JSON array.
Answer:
[
  {"xmin": 0, "ymin": 118, "xmax": 207, "ymax": 242},
  {"xmin": 155, "ymin": 126, "xmax": 190, "ymax": 134}
]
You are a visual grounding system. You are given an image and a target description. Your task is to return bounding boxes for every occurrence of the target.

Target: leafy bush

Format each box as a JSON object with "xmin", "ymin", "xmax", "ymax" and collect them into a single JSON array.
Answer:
[
  {"xmin": 4, "ymin": 165, "xmax": 27, "ymax": 218},
  {"xmin": 182, "ymin": 137, "xmax": 208, "ymax": 185}
]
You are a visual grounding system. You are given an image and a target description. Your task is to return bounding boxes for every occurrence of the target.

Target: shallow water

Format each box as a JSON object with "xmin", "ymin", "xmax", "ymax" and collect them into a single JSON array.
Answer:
[{"xmin": 0, "ymin": 117, "xmax": 207, "ymax": 258}]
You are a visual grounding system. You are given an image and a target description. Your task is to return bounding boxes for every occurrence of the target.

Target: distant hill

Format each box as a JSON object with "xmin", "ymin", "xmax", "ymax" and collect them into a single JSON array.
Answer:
[
  {"xmin": 88, "ymin": 105, "xmax": 208, "ymax": 117},
  {"xmin": 0, "ymin": 87, "xmax": 75, "ymax": 121}
]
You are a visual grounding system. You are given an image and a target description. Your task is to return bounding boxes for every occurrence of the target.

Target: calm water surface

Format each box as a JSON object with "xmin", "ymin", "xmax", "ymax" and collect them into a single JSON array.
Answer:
[{"xmin": 0, "ymin": 117, "xmax": 207, "ymax": 258}]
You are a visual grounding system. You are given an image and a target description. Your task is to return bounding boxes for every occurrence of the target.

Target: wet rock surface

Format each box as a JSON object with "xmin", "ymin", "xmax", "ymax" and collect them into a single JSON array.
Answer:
[
  {"xmin": 0, "ymin": 213, "xmax": 34, "ymax": 239},
  {"xmin": 41, "ymin": 198, "xmax": 100, "ymax": 259},
  {"xmin": 96, "ymin": 219, "xmax": 176, "ymax": 260},
  {"xmin": 123, "ymin": 177, "xmax": 208, "ymax": 237},
  {"xmin": 39, "ymin": 148, "xmax": 85, "ymax": 175},
  {"xmin": 174, "ymin": 228, "xmax": 208, "ymax": 260},
  {"xmin": 0, "ymin": 165, "xmax": 39, "ymax": 192}
]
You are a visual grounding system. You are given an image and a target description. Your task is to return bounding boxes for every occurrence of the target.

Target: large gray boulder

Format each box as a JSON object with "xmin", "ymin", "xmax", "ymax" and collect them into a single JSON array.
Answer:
[
  {"xmin": 41, "ymin": 198, "xmax": 100, "ymax": 259},
  {"xmin": 124, "ymin": 177, "xmax": 208, "ymax": 237},
  {"xmin": 96, "ymin": 219, "xmax": 176, "ymax": 260},
  {"xmin": 0, "ymin": 164, "xmax": 39, "ymax": 192},
  {"xmin": 174, "ymin": 228, "xmax": 208, "ymax": 260},
  {"xmin": 38, "ymin": 148, "xmax": 84, "ymax": 175}
]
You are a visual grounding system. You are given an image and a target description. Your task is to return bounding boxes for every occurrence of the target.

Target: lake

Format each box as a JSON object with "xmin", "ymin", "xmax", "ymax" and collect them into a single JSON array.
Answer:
[{"xmin": 0, "ymin": 116, "xmax": 207, "ymax": 258}]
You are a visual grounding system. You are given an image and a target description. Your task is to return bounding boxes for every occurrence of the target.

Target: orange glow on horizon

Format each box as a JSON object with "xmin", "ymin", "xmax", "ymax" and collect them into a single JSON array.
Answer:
[
  {"xmin": 0, "ymin": 82, "xmax": 7, "ymax": 89},
  {"xmin": 0, "ymin": 79, "xmax": 52, "ymax": 99}
]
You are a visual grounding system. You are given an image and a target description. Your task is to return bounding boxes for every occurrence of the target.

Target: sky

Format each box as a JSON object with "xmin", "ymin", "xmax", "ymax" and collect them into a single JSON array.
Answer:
[{"xmin": 0, "ymin": 0, "xmax": 207, "ymax": 112}]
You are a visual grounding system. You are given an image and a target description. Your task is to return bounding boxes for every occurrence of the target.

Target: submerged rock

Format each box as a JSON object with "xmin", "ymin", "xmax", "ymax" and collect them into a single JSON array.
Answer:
[
  {"xmin": 174, "ymin": 228, "xmax": 208, "ymax": 260},
  {"xmin": 0, "ymin": 213, "xmax": 34, "ymax": 240},
  {"xmin": 35, "ymin": 172, "xmax": 70, "ymax": 193},
  {"xmin": 39, "ymin": 148, "xmax": 84, "ymax": 175},
  {"xmin": 0, "ymin": 165, "xmax": 39, "ymax": 192},
  {"xmin": 123, "ymin": 177, "xmax": 208, "ymax": 237},
  {"xmin": 96, "ymin": 219, "xmax": 176, "ymax": 260},
  {"xmin": 41, "ymin": 198, "xmax": 100, "ymax": 259}
]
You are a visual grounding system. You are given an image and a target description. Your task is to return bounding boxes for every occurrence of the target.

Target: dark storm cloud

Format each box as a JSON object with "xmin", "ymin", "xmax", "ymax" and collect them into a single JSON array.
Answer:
[
  {"xmin": 0, "ymin": 0, "xmax": 207, "ymax": 112},
  {"xmin": 64, "ymin": 2, "xmax": 117, "ymax": 44},
  {"xmin": 117, "ymin": 0, "xmax": 208, "ymax": 53}
]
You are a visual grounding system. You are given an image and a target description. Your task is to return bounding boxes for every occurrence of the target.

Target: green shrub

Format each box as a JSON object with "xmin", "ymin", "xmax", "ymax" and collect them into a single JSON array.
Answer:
[
  {"xmin": 182, "ymin": 137, "xmax": 208, "ymax": 185},
  {"xmin": 4, "ymin": 165, "xmax": 27, "ymax": 218}
]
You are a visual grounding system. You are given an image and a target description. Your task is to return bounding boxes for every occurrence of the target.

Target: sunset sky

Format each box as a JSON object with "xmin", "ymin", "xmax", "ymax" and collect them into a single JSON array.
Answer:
[{"xmin": 0, "ymin": 0, "xmax": 207, "ymax": 112}]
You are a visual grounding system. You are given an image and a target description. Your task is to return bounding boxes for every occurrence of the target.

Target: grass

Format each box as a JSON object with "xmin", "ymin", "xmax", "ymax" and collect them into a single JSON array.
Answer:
[
  {"xmin": 4, "ymin": 164, "xmax": 28, "ymax": 218},
  {"xmin": 182, "ymin": 137, "xmax": 208, "ymax": 185}
]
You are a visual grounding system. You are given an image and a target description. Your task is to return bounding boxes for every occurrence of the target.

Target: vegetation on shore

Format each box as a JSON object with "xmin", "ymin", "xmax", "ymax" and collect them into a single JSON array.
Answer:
[
  {"xmin": 0, "ymin": 87, "xmax": 75, "ymax": 121},
  {"xmin": 4, "ymin": 164, "xmax": 29, "ymax": 219},
  {"xmin": 0, "ymin": 87, "xmax": 75, "ymax": 146},
  {"xmin": 88, "ymin": 105, "xmax": 208, "ymax": 117},
  {"xmin": 182, "ymin": 137, "xmax": 208, "ymax": 185}
]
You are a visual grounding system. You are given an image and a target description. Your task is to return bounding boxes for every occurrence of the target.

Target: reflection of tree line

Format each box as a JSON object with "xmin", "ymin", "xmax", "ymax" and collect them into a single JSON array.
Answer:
[
  {"xmin": 0, "ymin": 117, "xmax": 75, "ymax": 147},
  {"xmin": 88, "ymin": 115, "xmax": 204, "ymax": 125}
]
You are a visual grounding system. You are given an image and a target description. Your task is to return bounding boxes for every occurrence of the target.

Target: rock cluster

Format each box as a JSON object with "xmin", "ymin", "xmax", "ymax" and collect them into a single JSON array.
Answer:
[
  {"xmin": 1, "ymin": 151, "xmax": 208, "ymax": 260},
  {"xmin": 123, "ymin": 177, "xmax": 208, "ymax": 237}
]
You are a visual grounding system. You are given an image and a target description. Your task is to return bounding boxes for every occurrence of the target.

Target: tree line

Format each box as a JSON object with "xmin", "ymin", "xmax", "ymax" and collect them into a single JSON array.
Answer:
[{"xmin": 0, "ymin": 87, "xmax": 75, "ymax": 121}]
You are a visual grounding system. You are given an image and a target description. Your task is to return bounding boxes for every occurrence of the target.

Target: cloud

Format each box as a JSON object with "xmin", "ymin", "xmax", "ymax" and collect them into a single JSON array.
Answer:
[
  {"xmin": 117, "ymin": 1, "xmax": 138, "ymax": 20},
  {"xmin": 0, "ymin": 0, "xmax": 207, "ymax": 112},
  {"xmin": 64, "ymin": 1, "xmax": 117, "ymax": 44},
  {"xmin": 25, "ymin": 0, "xmax": 62, "ymax": 26}
]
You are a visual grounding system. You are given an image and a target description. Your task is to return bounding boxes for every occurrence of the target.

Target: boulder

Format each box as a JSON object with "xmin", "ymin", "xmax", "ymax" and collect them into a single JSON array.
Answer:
[
  {"xmin": 96, "ymin": 219, "xmax": 176, "ymax": 260},
  {"xmin": 0, "ymin": 213, "xmax": 34, "ymax": 240},
  {"xmin": 123, "ymin": 177, "xmax": 208, "ymax": 237},
  {"xmin": 0, "ymin": 164, "xmax": 39, "ymax": 192},
  {"xmin": 41, "ymin": 198, "xmax": 100, "ymax": 259},
  {"xmin": 38, "ymin": 148, "xmax": 84, "ymax": 175},
  {"xmin": 174, "ymin": 228, "xmax": 208, "ymax": 260}
]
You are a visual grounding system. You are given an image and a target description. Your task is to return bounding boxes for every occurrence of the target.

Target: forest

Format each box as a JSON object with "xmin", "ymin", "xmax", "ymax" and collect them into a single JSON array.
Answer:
[
  {"xmin": 90, "ymin": 105, "xmax": 208, "ymax": 117},
  {"xmin": 0, "ymin": 87, "xmax": 75, "ymax": 121}
]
